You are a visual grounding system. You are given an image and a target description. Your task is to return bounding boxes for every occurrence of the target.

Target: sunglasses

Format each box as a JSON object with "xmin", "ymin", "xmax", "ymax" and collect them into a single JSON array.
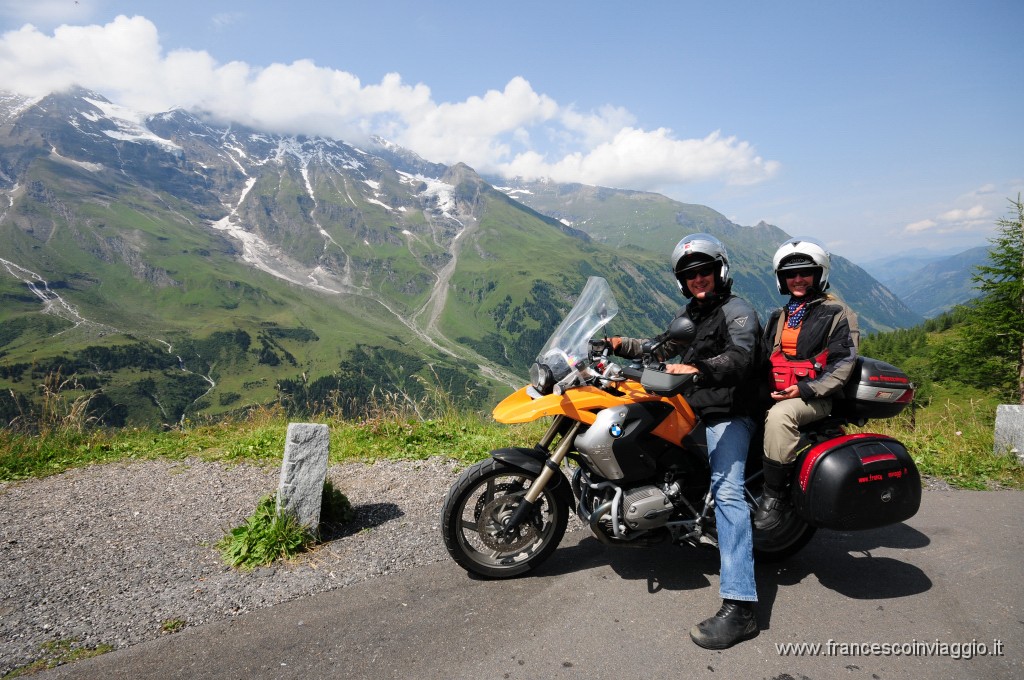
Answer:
[
  {"xmin": 783, "ymin": 268, "xmax": 817, "ymax": 279},
  {"xmin": 683, "ymin": 264, "xmax": 716, "ymax": 280}
]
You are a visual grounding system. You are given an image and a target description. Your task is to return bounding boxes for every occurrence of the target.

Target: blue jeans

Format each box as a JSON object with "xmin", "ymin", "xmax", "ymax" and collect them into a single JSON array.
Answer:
[{"xmin": 703, "ymin": 416, "xmax": 757, "ymax": 602}]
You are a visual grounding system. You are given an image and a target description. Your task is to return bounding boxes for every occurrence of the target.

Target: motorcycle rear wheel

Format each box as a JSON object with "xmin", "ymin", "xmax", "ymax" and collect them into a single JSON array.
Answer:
[
  {"xmin": 441, "ymin": 459, "xmax": 569, "ymax": 579},
  {"xmin": 751, "ymin": 503, "xmax": 816, "ymax": 562}
]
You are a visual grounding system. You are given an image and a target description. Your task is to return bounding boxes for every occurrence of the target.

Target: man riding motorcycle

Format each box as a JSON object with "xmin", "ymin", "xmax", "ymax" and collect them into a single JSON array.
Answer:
[
  {"xmin": 440, "ymin": 254, "xmax": 920, "ymax": 652},
  {"xmin": 607, "ymin": 233, "xmax": 762, "ymax": 650}
]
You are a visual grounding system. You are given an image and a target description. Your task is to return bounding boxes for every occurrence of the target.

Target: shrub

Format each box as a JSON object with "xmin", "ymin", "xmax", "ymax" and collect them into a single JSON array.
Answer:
[
  {"xmin": 217, "ymin": 480, "xmax": 355, "ymax": 569},
  {"xmin": 217, "ymin": 495, "xmax": 312, "ymax": 569}
]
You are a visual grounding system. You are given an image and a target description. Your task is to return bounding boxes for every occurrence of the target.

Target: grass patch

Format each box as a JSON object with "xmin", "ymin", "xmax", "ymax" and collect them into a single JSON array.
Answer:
[
  {"xmin": 217, "ymin": 479, "xmax": 357, "ymax": 569},
  {"xmin": 160, "ymin": 618, "xmax": 187, "ymax": 634},
  {"xmin": 0, "ymin": 382, "xmax": 1018, "ymax": 491},
  {"xmin": 854, "ymin": 388, "xmax": 1024, "ymax": 489},
  {"xmin": 0, "ymin": 398, "xmax": 547, "ymax": 481},
  {"xmin": 217, "ymin": 494, "xmax": 313, "ymax": 569},
  {"xmin": 2, "ymin": 638, "xmax": 114, "ymax": 677},
  {"xmin": 332, "ymin": 411, "xmax": 543, "ymax": 463},
  {"xmin": 0, "ymin": 371, "xmax": 554, "ymax": 482}
]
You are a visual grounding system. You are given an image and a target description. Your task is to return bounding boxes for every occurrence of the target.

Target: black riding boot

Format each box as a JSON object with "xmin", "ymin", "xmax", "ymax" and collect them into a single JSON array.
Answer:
[
  {"xmin": 753, "ymin": 458, "xmax": 796, "ymax": 531},
  {"xmin": 689, "ymin": 599, "xmax": 759, "ymax": 649}
]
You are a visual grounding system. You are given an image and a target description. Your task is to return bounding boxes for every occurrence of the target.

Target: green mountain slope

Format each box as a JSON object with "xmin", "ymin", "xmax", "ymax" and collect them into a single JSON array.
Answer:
[
  {"xmin": 0, "ymin": 88, "xmax": 925, "ymax": 428},
  {"xmin": 877, "ymin": 247, "xmax": 989, "ymax": 318},
  {"xmin": 492, "ymin": 178, "xmax": 923, "ymax": 332},
  {"xmin": 0, "ymin": 90, "xmax": 676, "ymax": 427}
]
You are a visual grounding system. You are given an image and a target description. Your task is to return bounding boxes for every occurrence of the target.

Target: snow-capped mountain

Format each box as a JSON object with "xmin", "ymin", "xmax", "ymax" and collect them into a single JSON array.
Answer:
[
  {"xmin": 0, "ymin": 87, "xmax": 920, "ymax": 427},
  {"xmin": 0, "ymin": 87, "xmax": 675, "ymax": 425}
]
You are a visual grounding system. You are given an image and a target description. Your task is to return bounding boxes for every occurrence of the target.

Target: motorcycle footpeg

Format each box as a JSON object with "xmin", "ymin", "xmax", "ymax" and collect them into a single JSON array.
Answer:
[{"xmin": 675, "ymin": 531, "xmax": 718, "ymax": 550}]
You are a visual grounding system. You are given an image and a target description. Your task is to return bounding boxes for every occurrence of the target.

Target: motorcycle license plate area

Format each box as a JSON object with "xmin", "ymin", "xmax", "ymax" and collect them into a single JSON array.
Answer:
[{"xmin": 793, "ymin": 433, "xmax": 921, "ymax": 531}]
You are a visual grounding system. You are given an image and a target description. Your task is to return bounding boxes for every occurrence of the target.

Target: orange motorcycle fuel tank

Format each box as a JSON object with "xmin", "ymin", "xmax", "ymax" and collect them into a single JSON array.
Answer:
[{"xmin": 492, "ymin": 380, "xmax": 697, "ymax": 447}]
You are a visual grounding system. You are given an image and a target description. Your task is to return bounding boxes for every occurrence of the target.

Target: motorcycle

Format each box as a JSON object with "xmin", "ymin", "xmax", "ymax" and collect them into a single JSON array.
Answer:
[{"xmin": 441, "ymin": 277, "xmax": 920, "ymax": 579}]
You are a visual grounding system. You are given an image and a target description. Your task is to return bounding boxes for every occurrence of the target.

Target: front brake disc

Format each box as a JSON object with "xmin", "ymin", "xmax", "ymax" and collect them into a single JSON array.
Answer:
[{"xmin": 475, "ymin": 492, "xmax": 540, "ymax": 552}]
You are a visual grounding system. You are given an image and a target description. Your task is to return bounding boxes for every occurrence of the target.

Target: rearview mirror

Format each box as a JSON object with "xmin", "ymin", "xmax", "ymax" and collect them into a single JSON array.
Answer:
[{"xmin": 667, "ymin": 315, "xmax": 696, "ymax": 345}]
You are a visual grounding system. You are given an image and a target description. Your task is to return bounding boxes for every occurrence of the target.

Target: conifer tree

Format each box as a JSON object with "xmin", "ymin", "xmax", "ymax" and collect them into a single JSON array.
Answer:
[{"xmin": 969, "ymin": 196, "xmax": 1024, "ymax": 403}]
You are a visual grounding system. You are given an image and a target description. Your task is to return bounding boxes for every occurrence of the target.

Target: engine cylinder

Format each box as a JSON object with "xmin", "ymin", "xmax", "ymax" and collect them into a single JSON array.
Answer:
[{"xmin": 622, "ymin": 484, "xmax": 672, "ymax": 530}]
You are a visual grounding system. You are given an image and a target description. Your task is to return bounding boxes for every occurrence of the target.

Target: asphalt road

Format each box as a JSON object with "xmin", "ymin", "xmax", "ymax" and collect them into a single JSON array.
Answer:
[{"xmin": 45, "ymin": 489, "xmax": 1022, "ymax": 680}]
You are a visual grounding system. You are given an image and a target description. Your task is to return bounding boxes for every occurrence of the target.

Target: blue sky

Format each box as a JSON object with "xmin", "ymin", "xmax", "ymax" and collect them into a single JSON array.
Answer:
[{"xmin": 0, "ymin": 0, "xmax": 1021, "ymax": 263}]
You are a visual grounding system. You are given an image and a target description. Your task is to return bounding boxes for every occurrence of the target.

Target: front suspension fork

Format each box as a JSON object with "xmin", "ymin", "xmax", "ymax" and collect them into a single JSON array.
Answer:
[{"xmin": 502, "ymin": 417, "xmax": 581, "ymax": 535}]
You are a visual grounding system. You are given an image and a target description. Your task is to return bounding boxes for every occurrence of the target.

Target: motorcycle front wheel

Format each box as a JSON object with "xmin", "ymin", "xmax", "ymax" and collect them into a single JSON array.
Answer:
[{"xmin": 441, "ymin": 458, "xmax": 569, "ymax": 579}]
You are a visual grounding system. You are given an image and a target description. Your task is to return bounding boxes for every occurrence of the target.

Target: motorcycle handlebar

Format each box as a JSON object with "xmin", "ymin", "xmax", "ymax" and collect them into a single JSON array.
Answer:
[{"xmin": 620, "ymin": 365, "xmax": 643, "ymax": 380}]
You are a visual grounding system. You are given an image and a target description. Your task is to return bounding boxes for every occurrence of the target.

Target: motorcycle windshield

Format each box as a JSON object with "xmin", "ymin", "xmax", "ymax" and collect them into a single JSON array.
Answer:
[{"xmin": 535, "ymin": 276, "xmax": 619, "ymax": 374}]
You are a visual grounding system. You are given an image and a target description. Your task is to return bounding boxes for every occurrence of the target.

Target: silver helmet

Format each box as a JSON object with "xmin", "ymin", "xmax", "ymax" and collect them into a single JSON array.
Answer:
[
  {"xmin": 670, "ymin": 233, "xmax": 731, "ymax": 297},
  {"xmin": 772, "ymin": 237, "xmax": 831, "ymax": 294}
]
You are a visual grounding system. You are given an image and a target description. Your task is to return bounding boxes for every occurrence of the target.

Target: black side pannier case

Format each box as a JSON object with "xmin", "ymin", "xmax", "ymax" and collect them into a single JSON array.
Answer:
[{"xmin": 792, "ymin": 433, "xmax": 921, "ymax": 530}]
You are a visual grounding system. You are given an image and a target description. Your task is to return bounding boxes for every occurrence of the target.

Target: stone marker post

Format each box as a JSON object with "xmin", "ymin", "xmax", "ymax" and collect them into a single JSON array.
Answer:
[
  {"xmin": 277, "ymin": 423, "xmax": 330, "ymax": 531},
  {"xmin": 994, "ymin": 405, "xmax": 1024, "ymax": 465}
]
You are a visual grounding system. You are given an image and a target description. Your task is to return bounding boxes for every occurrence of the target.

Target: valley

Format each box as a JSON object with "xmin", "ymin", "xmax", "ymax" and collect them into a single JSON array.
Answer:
[{"xmin": 0, "ymin": 87, "xmax": 941, "ymax": 428}]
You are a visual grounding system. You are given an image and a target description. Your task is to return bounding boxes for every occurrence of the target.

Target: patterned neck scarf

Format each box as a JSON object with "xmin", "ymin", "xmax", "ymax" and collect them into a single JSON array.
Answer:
[{"xmin": 785, "ymin": 298, "xmax": 808, "ymax": 328}]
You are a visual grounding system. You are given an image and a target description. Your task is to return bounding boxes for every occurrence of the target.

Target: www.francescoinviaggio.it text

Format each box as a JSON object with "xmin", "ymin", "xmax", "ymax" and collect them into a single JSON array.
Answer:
[{"xmin": 775, "ymin": 638, "xmax": 1005, "ymax": 660}]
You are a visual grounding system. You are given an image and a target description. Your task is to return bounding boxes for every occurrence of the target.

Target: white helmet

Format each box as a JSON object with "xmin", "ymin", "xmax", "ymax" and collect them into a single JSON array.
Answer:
[
  {"xmin": 671, "ymin": 232, "xmax": 731, "ymax": 297},
  {"xmin": 772, "ymin": 237, "xmax": 831, "ymax": 294}
]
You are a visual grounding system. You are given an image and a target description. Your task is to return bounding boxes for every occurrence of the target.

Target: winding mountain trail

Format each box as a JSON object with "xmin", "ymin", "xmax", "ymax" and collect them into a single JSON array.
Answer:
[
  {"xmin": 0, "ymin": 256, "xmax": 116, "ymax": 336},
  {"xmin": 393, "ymin": 208, "xmax": 522, "ymax": 389},
  {"xmin": 294, "ymin": 161, "xmax": 522, "ymax": 390},
  {"xmin": 0, "ymin": 257, "xmax": 216, "ymax": 416},
  {"xmin": 415, "ymin": 218, "xmax": 468, "ymax": 339}
]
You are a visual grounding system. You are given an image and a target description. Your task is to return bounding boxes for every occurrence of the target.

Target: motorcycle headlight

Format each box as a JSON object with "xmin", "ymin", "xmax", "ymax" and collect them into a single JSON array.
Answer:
[{"xmin": 529, "ymin": 362, "xmax": 555, "ymax": 395}]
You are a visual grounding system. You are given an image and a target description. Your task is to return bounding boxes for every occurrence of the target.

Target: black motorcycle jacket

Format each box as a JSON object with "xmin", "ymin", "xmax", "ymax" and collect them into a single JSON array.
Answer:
[
  {"xmin": 763, "ymin": 294, "xmax": 859, "ymax": 401},
  {"xmin": 615, "ymin": 292, "xmax": 762, "ymax": 420}
]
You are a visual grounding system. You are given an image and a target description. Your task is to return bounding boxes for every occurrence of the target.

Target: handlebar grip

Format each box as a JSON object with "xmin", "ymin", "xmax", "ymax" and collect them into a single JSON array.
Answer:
[{"xmin": 621, "ymin": 366, "xmax": 643, "ymax": 380}]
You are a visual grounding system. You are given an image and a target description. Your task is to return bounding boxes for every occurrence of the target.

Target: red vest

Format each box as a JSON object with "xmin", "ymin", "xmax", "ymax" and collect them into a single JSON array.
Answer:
[{"xmin": 770, "ymin": 313, "xmax": 828, "ymax": 390}]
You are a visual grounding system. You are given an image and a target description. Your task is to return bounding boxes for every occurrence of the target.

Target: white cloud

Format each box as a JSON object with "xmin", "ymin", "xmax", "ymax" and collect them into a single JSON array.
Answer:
[
  {"xmin": 0, "ymin": 16, "xmax": 165, "ymax": 101},
  {"xmin": 498, "ymin": 128, "xmax": 781, "ymax": 190},
  {"xmin": 938, "ymin": 205, "xmax": 988, "ymax": 222},
  {"xmin": 0, "ymin": 15, "xmax": 780, "ymax": 191},
  {"xmin": 904, "ymin": 201, "xmax": 992, "ymax": 235},
  {"xmin": 396, "ymin": 76, "xmax": 560, "ymax": 168},
  {"xmin": 904, "ymin": 218, "xmax": 937, "ymax": 233},
  {"xmin": 558, "ymin": 104, "xmax": 637, "ymax": 148}
]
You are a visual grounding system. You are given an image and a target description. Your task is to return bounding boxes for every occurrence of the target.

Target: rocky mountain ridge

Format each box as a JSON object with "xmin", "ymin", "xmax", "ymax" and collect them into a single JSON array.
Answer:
[
  {"xmin": 0, "ymin": 87, "xmax": 923, "ymax": 426},
  {"xmin": 490, "ymin": 176, "xmax": 925, "ymax": 331}
]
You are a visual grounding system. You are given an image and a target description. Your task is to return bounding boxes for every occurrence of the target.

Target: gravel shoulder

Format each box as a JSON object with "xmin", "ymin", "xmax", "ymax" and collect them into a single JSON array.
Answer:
[
  {"xmin": 0, "ymin": 457, "xmax": 958, "ymax": 675},
  {"xmin": 0, "ymin": 457, "xmax": 468, "ymax": 675}
]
